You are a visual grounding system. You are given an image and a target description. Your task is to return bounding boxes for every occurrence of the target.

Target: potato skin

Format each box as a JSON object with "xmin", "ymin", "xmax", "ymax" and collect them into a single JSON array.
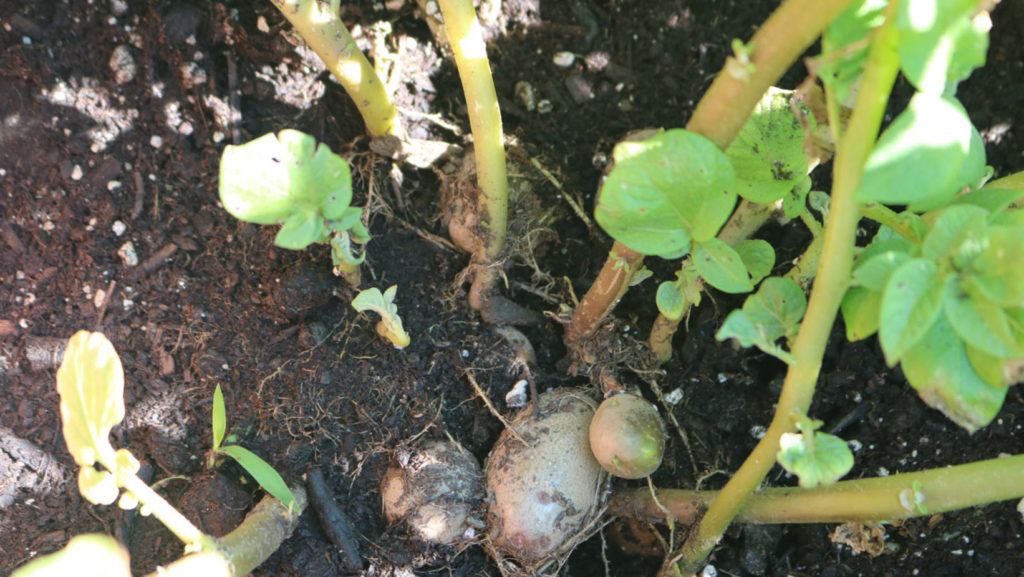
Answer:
[
  {"xmin": 485, "ymin": 388, "xmax": 606, "ymax": 567},
  {"xmin": 381, "ymin": 440, "xmax": 484, "ymax": 545},
  {"xmin": 589, "ymin": 393, "xmax": 666, "ymax": 479}
]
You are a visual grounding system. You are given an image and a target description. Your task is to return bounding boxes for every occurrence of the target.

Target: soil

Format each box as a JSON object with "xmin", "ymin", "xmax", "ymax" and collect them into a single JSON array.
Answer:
[{"xmin": 1, "ymin": 1, "xmax": 1022, "ymax": 576}]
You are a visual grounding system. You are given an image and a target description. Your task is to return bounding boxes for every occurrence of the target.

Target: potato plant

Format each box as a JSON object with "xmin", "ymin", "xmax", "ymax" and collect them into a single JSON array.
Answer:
[{"xmin": 12, "ymin": 332, "xmax": 305, "ymax": 577}]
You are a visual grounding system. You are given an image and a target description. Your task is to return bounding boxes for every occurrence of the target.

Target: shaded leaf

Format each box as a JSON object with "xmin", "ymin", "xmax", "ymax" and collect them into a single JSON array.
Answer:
[
  {"xmin": 879, "ymin": 259, "xmax": 946, "ymax": 365},
  {"xmin": 696, "ymin": 238, "xmax": 753, "ymax": 294},
  {"xmin": 841, "ymin": 286, "xmax": 882, "ymax": 341},
  {"xmin": 735, "ymin": 239, "xmax": 775, "ymax": 284},
  {"xmin": 216, "ymin": 445, "xmax": 296, "ymax": 509}
]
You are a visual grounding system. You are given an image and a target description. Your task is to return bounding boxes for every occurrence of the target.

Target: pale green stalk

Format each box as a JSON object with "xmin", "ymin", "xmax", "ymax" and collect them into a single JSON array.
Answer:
[
  {"xmin": 677, "ymin": 3, "xmax": 902, "ymax": 570},
  {"xmin": 270, "ymin": 0, "xmax": 398, "ymax": 137},
  {"xmin": 435, "ymin": 0, "xmax": 508, "ymax": 314},
  {"xmin": 611, "ymin": 454, "xmax": 1024, "ymax": 525}
]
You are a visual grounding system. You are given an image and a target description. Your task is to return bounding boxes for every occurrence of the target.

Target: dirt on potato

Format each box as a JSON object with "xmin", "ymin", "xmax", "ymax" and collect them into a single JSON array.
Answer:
[{"xmin": 2, "ymin": 1, "xmax": 1023, "ymax": 576}]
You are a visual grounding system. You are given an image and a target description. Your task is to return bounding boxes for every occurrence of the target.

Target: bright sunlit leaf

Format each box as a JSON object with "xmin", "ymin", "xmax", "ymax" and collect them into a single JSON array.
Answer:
[
  {"xmin": 11, "ymin": 534, "xmax": 130, "ymax": 577},
  {"xmin": 56, "ymin": 331, "xmax": 125, "ymax": 469}
]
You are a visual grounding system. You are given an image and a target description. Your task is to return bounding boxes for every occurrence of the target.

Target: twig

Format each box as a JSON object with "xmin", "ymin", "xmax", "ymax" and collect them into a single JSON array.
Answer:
[
  {"xmin": 463, "ymin": 368, "xmax": 527, "ymax": 445},
  {"xmin": 306, "ymin": 468, "xmax": 362, "ymax": 572},
  {"xmin": 93, "ymin": 280, "xmax": 117, "ymax": 331}
]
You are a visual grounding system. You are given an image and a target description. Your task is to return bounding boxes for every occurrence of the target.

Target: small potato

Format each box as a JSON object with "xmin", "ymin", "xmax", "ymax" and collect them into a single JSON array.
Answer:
[
  {"xmin": 485, "ymin": 388, "xmax": 606, "ymax": 568},
  {"xmin": 381, "ymin": 440, "xmax": 485, "ymax": 545},
  {"xmin": 589, "ymin": 393, "xmax": 666, "ymax": 479}
]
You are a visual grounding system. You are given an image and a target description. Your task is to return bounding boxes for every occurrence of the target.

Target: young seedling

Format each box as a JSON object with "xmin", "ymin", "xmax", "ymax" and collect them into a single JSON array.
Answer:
[
  {"xmin": 269, "ymin": 0, "xmax": 399, "ymax": 138},
  {"xmin": 14, "ymin": 331, "xmax": 306, "ymax": 577},
  {"xmin": 210, "ymin": 384, "xmax": 296, "ymax": 509},
  {"xmin": 352, "ymin": 285, "xmax": 411, "ymax": 348},
  {"xmin": 219, "ymin": 129, "xmax": 369, "ymax": 287}
]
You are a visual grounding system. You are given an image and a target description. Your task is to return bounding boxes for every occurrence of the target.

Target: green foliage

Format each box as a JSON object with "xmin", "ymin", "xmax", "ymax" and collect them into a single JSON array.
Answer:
[
  {"xmin": 695, "ymin": 239, "xmax": 753, "ymax": 294},
  {"xmin": 716, "ymin": 277, "xmax": 807, "ymax": 364},
  {"xmin": 725, "ymin": 87, "xmax": 812, "ymax": 208},
  {"xmin": 352, "ymin": 286, "xmax": 411, "ymax": 348},
  {"xmin": 209, "ymin": 384, "xmax": 296, "ymax": 509},
  {"xmin": 594, "ymin": 129, "xmax": 737, "ymax": 259},
  {"xmin": 218, "ymin": 129, "xmax": 368, "ymax": 285},
  {"xmin": 11, "ymin": 534, "xmax": 130, "ymax": 577},
  {"xmin": 896, "ymin": 0, "xmax": 990, "ymax": 95},
  {"xmin": 819, "ymin": 0, "xmax": 887, "ymax": 103},
  {"xmin": 776, "ymin": 416, "xmax": 854, "ymax": 489}
]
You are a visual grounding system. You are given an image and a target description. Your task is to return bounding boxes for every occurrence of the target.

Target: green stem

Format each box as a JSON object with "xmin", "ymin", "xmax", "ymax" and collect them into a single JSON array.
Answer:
[
  {"xmin": 860, "ymin": 202, "xmax": 922, "ymax": 242},
  {"xmin": 436, "ymin": 0, "xmax": 509, "ymax": 316},
  {"xmin": 119, "ymin": 473, "xmax": 220, "ymax": 553},
  {"xmin": 610, "ymin": 454, "xmax": 1024, "ymax": 525},
  {"xmin": 270, "ymin": 0, "xmax": 399, "ymax": 137},
  {"xmin": 677, "ymin": 3, "xmax": 902, "ymax": 570}
]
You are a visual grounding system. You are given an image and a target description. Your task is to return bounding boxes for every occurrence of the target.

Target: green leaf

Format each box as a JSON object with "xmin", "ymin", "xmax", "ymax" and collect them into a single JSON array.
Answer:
[
  {"xmin": 856, "ymin": 93, "xmax": 975, "ymax": 208},
  {"xmin": 851, "ymin": 250, "xmax": 911, "ymax": 292},
  {"xmin": 716, "ymin": 277, "xmax": 806, "ymax": 364},
  {"xmin": 219, "ymin": 129, "xmax": 353, "ymax": 224},
  {"xmin": 921, "ymin": 204, "xmax": 989, "ymax": 262},
  {"xmin": 56, "ymin": 331, "xmax": 125, "ymax": 469},
  {"xmin": 695, "ymin": 238, "xmax": 753, "ymax": 294},
  {"xmin": 274, "ymin": 208, "xmax": 329, "ymax": 250},
  {"xmin": 965, "ymin": 343, "xmax": 1008, "ymax": 389},
  {"xmin": 776, "ymin": 420, "xmax": 854, "ymax": 488},
  {"xmin": 11, "ymin": 534, "xmax": 131, "ymax": 577},
  {"xmin": 901, "ymin": 315, "xmax": 1008, "ymax": 432},
  {"xmin": 820, "ymin": 0, "xmax": 888, "ymax": 104},
  {"xmin": 725, "ymin": 87, "xmax": 810, "ymax": 205},
  {"xmin": 735, "ymin": 239, "xmax": 775, "ymax": 284},
  {"xmin": 656, "ymin": 280, "xmax": 687, "ymax": 321},
  {"xmin": 216, "ymin": 444, "xmax": 296, "ymax": 509},
  {"xmin": 212, "ymin": 384, "xmax": 226, "ymax": 452},
  {"xmin": 944, "ymin": 282, "xmax": 1022, "ymax": 358},
  {"xmin": 879, "ymin": 259, "xmax": 947, "ymax": 366},
  {"xmin": 841, "ymin": 286, "xmax": 882, "ymax": 341},
  {"xmin": 897, "ymin": 0, "xmax": 990, "ymax": 94},
  {"xmin": 595, "ymin": 129, "xmax": 737, "ymax": 258},
  {"xmin": 966, "ymin": 225, "xmax": 1024, "ymax": 308},
  {"xmin": 949, "ymin": 187, "xmax": 1024, "ymax": 216}
]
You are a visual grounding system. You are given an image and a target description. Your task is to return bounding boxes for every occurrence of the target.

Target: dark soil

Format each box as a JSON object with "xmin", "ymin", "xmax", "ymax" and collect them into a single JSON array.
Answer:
[{"xmin": 2, "ymin": 1, "xmax": 1023, "ymax": 576}]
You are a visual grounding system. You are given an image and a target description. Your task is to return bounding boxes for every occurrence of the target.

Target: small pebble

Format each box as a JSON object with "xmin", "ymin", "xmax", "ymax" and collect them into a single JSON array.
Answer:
[
  {"xmin": 112, "ymin": 220, "xmax": 127, "ymax": 236},
  {"xmin": 70, "ymin": 165, "xmax": 83, "ymax": 181},
  {"xmin": 118, "ymin": 241, "xmax": 138, "ymax": 266},
  {"xmin": 552, "ymin": 51, "xmax": 575, "ymax": 67},
  {"xmin": 150, "ymin": 135, "xmax": 163, "ymax": 149},
  {"xmin": 109, "ymin": 45, "xmax": 136, "ymax": 84}
]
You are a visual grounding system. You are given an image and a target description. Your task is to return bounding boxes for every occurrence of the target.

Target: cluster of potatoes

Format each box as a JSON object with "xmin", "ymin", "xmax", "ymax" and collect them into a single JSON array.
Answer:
[{"xmin": 381, "ymin": 387, "xmax": 666, "ymax": 571}]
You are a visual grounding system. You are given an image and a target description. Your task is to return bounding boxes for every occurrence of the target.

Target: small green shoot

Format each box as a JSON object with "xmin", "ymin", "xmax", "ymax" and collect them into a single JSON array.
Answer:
[
  {"xmin": 716, "ymin": 277, "xmax": 807, "ymax": 365},
  {"xmin": 209, "ymin": 384, "xmax": 296, "ymax": 510},
  {"xmin": 218, "ymin": 129, "xmax": 369, "ymax": 286},
  {"xmin": 776, "ymin": 415, "xmax": 854, "ymax": 488},
  {"xmin": 352, "ymin": 286, "xmax": 411, "ymax": 349}
]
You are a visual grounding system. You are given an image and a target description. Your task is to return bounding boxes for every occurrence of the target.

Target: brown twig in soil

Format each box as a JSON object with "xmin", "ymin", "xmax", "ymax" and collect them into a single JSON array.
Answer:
[
  {"xmin": 136, "ymin": 243, "xmax": 178, "ymax": 276},
  {"xmin": 306, "ymin": 468, "xmax": 362, "ymax": 572},
  {"xmin": 131, "ymin": 171, "xmax": 145, "ymax": 220},
  {"xmin": 462, "ymin": 367, "xmax": 526, "ymax": 445},
  {"xmin": 93, "ymin": 280, "xmax": 117, "ymax": 331}
]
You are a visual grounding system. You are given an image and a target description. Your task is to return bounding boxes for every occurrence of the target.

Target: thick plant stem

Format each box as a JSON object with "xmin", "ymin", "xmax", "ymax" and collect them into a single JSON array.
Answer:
[
  {"xmin": 677, "ymin": 5, "xmax": 902, "ymax": 570},
  {"xmin": 610, "ymin": 454, "xmax": 1024, "ymax": 526},
  {"xmin": 270, "ymin": 0, "xmax": 398, "ymax": 137},
  {"xmin": 145, "ymin": 486, "xmax": 308, "ymax": 577},
  {"xmin": 571, "ymin": 0, "xmax": 858, "ymax": 348},
  {"xmin": 437, "ymin": 0, "xmax": 509, "ymax": 317},
  {"xmin": 566, "ymin": 242, "xmax": 643, "ymax": 346}
]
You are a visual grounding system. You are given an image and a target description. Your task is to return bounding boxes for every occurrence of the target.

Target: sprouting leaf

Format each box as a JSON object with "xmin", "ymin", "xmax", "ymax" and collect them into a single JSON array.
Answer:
[
  {"xmin": 352, "ymin": 286, "xmax": 411, "ymax": 349},
  {"xmin": 776, "ymin": 417, "xmax": 854, "ymax": 488},
  {"xmin": 901, "ymin": 315, "xmax": 1007, "ymax": 432},
  {"xmin": 219, "ymin": 129, "xmax": 356, "ymax": 250},
  {"xmin": 716, "ymin": 277, "xmax": 807, "ymax": 364},
  {"xmin": 216, "ymin": 444, "xmax": 296, "ymax": 509},
  {"xmin": 212, "ymin": 384, "xmax": 226, "ymax": 452},
  {"xmin": 735, "ymin": 239, "xmax": 775, "ymax": 284},
  {"xmin": 11, "ymin": 534, "xmax": 131, "ymax": 577},
  {"xmin": 725, "ymin": 87, "xmax": 810, "ymax": 205},
  {"xmin": 57, "ymin": 331, "xmax": 126, "ymax": 469},
  {"xmin": 878, "ymin": 259, "xmax": 948, "ymax": 366},
  {"xmin": 330, "ymin": 230, "xmax": 366, "ymax": 288},
  {"xmin": 896, "ymin": 0, "xmax": 990, "ymax": 94},
  {"xmin": 78, "ymin": 467, "xmax": 119, "ymax": 506},
  {"xmin": 656, "ymin": 280, "xmax": 687, "ymax": 321},
  {"xmin": 595, "ymin": 129, "xmax": 737, "ymax": 259},
  {"xmin": 856, "ymin": 93, "xmax": 976, "ymax": 209},
  {"xmin": 819, "ymin": 0, "xmax": 888, "ymax": 104},
  {"xmin": 695, "ymin": 238, "xmax": 753, "ymax": 294}
]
